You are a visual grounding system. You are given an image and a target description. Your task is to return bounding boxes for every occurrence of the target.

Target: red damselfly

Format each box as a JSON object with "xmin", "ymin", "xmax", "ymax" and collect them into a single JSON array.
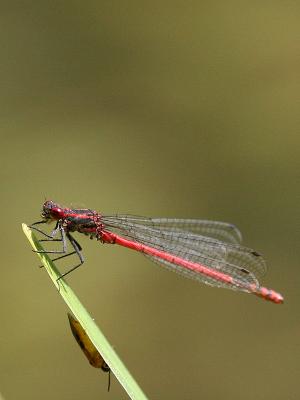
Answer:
[
  {"xmin": 30, "ymin": 200, "xmax": 283, "ymax": 304},
  {"xmin": 67, "ymin": 313, "xmax": 111, "ymax": 391}
]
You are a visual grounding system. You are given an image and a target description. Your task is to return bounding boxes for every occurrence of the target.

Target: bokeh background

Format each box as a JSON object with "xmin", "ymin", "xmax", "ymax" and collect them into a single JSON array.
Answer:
[{"xmin": 1, "ymin": 2, "xmax": 299, "ymax": 399}]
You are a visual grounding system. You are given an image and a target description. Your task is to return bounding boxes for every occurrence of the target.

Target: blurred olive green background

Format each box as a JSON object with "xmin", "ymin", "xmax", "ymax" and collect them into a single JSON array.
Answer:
[{"xmin": 1, "ymin": 2, "xmax": 299, "ymax": 399}]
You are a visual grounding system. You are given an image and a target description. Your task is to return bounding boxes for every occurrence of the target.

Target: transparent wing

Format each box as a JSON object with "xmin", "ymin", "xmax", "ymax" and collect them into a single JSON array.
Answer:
[
  {"xmin": 103, "ymin": 215, "xmax": 242, "ymax": 243},
  {"xmin": 102, "ymin": 215, "xmax": 267, "ymax": 288}
]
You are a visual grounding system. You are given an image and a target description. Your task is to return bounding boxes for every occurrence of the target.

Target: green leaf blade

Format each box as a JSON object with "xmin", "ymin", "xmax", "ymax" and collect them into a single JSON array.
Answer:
[{"xmin": 22, "ymin": 223, "xmax": 149, "ymax": 400}]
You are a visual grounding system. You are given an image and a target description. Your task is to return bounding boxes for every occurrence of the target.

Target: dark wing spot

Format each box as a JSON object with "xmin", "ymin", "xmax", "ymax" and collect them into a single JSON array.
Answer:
[{"xmin": 240, "ymin": 268, "xmax": 250, "ymax": 274}]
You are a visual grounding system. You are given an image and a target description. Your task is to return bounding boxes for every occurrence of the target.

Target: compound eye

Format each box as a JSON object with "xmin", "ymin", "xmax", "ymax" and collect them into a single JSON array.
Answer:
[
  {"xmin": 44, "ymin": 200, "xmax": 54, "ymax": 210},
  {"xmin": 41, "ymin": 200, "xmax": 56, "ymax": 219}
]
